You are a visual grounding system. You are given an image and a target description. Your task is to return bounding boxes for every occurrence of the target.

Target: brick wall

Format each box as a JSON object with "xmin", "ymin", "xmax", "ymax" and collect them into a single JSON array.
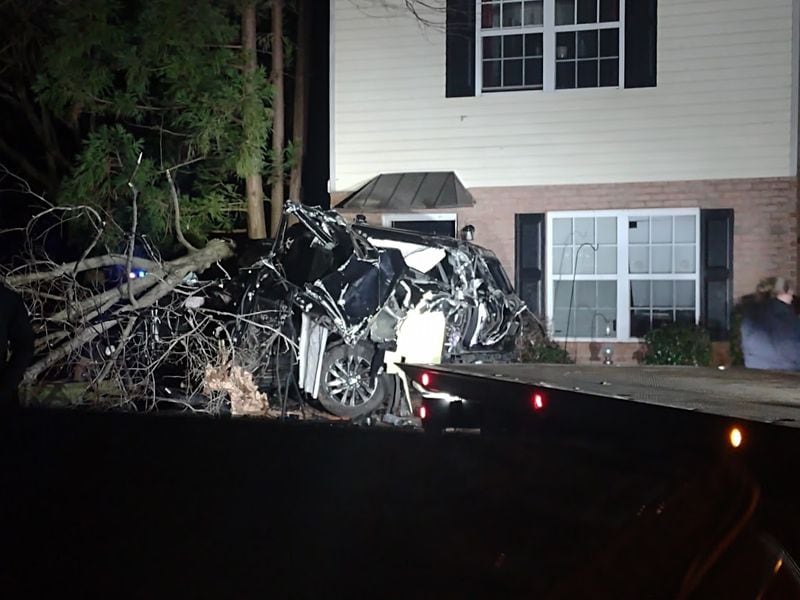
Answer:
[
  {"xmin": 459, "ymin": 177, "xmax": 799, "ymax": 300},
  {"xmin": 336, "ymin": 176, "xmax": 799, "ymax": 364},
  {"xmin": 338, "ymin": 176, "xmax": 800, "ymax": 301}
]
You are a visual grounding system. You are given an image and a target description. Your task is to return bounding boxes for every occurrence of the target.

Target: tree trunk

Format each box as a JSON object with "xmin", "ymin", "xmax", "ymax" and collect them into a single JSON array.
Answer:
[
  {"xmin": 288, "ymin": 0, "xmax": 309, "ymax": 203},
  {"xmin": 242, "ymin": 2, "xmax": 268, "ymax": 240},
  {"xmin": 270, "ymin": 0, "xmax": 285, "ymax": 237}
]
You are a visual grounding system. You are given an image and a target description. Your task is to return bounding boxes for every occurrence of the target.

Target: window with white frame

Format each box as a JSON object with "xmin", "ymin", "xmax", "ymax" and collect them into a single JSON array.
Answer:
[
  {"xmin": 478, "ymin": 0, "xmax": 623, "ymax": 92},
  {"xmin": 546, "ymin": 209, "xmax": 700, "ymax": 341}
]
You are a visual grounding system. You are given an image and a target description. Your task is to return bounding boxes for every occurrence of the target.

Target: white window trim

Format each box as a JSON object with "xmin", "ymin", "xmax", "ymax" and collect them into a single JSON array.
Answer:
[
  {"xmin": 475, "ymin": 0, "xmax": 625, "ymax": 95},
  {"xmin": 381, "ymin": 213, "xmax": 458, "ymax": 227},
  {"xmin": 545, "ymin": 208, "xmax": 701, "ymax": 343}
]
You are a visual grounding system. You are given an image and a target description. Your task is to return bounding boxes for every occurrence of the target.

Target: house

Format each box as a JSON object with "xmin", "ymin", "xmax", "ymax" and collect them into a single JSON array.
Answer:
[{"xmin": 328, "ymin": 0, "xmax": 800, "ymax": 363}]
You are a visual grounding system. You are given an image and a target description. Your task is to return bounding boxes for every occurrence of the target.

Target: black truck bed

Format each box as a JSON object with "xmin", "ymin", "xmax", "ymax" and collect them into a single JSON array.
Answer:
[{"xmin": 418, "ymin": 363, "xmax": 800, "ymax": 429}]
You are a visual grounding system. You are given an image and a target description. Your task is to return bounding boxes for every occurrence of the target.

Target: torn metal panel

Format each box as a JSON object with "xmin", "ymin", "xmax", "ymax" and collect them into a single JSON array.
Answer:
[
  {"xmin": 312, "ymin": 248, "xmax": 405, "ymax": 328},
  {"xmin": 385, "ymin": 309, "xmax": 447, "ymax": 371},
  {"xmin": 385, "ymin": 309, "xmax": 447, "ymax": 415},
  {"xmin": 298, "ymin": 312, "xmax": 329, "ymax": 399},
  {"xmin": 298, "ymin": 312, "xmax": 311, "ymax": 385},
  {"xmin": 366, "ymin": 237, "xmax": 448, "ymax": 274}
]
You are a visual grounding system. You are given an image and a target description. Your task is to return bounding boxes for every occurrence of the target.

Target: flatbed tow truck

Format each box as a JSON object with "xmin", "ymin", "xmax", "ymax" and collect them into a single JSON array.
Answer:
[
  {"xmin": 398, "ymin": 362, "xmax": 800, "ymax": 455},
  {"xmin": 394, "ymin": 362, "xmax": 800, "ymax": 596}
]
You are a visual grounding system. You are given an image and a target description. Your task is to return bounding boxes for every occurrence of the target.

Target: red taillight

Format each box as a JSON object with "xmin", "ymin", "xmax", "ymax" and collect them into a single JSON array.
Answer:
[
  {"xmin": 532, "ymin": 392, "xmax": 545, "ymax": 411},
  {"xmin": 420, "ymin": 372, "xmax": 431, "ymax": 387},
  {"xmin": 419, "ymin": 405, "xmax": 428, "ymax": 420}
]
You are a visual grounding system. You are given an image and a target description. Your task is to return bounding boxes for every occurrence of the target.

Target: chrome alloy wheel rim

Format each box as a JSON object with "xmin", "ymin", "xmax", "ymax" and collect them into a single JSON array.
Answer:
[{"xmin": 326, "ymin": 354, "xmax": 377, "ymax": 407}]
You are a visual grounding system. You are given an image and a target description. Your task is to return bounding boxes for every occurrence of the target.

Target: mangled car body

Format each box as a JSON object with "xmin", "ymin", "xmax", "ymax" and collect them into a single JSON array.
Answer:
[{"xmin": 236, "ymin": 202, "xmax": 525, "ymax": 419}]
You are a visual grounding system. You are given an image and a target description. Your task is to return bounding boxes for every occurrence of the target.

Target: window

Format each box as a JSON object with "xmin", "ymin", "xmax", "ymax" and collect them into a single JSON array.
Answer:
[
  {"xmin": 447, "ymin": 0, "xmax": 655, "ymax": 97},
  {"xmin": 627, "ymin": 214, "xmax": 698, "ymax": 336},
  {"xmin": 546, "ymin": 209, "xmax": 700, "ymax": 341},
  {"xmin": 480, "ymin": 1, "xmax": 544, "ymax": 91},
  {"xmin": 478, "ymin": 0, "xmax": 622, "ymax": 92},
  {"xmin": 381, "ymin": 213, "xmax": 458, "ymax": 238}
]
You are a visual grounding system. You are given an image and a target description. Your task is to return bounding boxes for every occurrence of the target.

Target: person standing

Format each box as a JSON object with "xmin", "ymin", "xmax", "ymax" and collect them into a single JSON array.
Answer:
[
  {"xmin": 0, "ymin": 282, "xmax": 34, "ymax": 411},
  {"xmin": 740, "ymin": 276, "xmax": 800, "ymax": 371}
]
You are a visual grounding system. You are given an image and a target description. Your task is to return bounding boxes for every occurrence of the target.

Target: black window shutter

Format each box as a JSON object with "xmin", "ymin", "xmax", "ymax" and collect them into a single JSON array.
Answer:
[
  {"xmin": 625, "ymin": 0, "xmax": 657, "ymax": 88},
  {"xmin": 515, "ymin": 214, "xmax": 545, "ymax": 316},
  {"xmin": 700, "ymin": 209, "xmax": 734, "ymax": 341},
  {"xmin": 446, "ymin": 0, "xmax": 476, "ymax": 97}
]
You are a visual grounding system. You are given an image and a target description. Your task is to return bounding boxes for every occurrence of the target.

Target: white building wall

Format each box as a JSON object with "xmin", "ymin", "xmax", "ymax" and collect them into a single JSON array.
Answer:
[{"xmin": 331, "ymin": 0, "xmax": 797, "ymax": 191}]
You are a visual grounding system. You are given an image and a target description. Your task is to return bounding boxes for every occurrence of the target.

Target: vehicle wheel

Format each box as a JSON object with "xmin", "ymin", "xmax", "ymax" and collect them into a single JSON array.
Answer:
[{"xmin": 317, "ymin": 342, "xmax": 388, "ymax": 419}]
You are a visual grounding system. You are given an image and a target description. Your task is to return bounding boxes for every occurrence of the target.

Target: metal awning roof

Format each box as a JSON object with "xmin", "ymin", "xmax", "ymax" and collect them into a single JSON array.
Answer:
[{"xmin": 337, "ymin": 172, "xmax": 474, "ymax": 210}]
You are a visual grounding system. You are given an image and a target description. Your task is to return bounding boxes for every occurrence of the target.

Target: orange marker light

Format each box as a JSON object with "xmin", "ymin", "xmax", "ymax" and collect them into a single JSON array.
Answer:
[{"xmin": 729, "ymin": 427, "xmax": 743, "ymax": 448}]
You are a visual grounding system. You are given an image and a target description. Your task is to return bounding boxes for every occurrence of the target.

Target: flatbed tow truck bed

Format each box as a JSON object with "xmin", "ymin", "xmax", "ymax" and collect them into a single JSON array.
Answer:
[
  {"xmin": 398, "ymin": 363, "xmax": 800, "ymax": 452},
  {"xmin": 414, "ymin": 363, "xmax": 800, "ymax": 427}
]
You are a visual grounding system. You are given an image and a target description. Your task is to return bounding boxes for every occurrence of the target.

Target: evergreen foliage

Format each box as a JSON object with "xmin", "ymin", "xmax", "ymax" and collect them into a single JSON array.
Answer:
[{"xmin": 34, "ymin": 0, "xmax": 273, "ymax": 251}]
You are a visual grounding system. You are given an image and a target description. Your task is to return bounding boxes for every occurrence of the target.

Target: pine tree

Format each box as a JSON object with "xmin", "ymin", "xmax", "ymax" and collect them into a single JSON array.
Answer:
[{"xmin": 34, "ymin": 0, "xmax": 274, "ymax": 252}]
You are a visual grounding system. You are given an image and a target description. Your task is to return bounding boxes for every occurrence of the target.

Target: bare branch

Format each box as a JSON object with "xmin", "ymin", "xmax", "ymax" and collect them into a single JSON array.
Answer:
[
  {"xmin": 25, "ymin": 318, "xmax": 121, "ymax": 382},
  {"xmin": 166, "ymin": 167, "xmax": 198, "ymax": 252},
  {"xmin": 94, "ymin": 315, "xmax": 138, "ymax": 382},
  {"xmin": 125, "ymin": 153, "xmax": 143, "ymax": 308},
  {"xmin": 345, "ymin": 0, "xmax": 445, "ymax": 30},
  {"xmin": 6, "ymin": 255, "xmax": 160, "ymax": 285},
  {"xmin": 0, "ymin": 166, "xmax": 281, "ymax": 416}
]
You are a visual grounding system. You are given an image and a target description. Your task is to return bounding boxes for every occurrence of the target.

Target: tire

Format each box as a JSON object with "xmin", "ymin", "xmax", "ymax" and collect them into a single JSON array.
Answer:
[{"xmin": 317, "ymin": 342, "xmax": 389, "ymax": 419}]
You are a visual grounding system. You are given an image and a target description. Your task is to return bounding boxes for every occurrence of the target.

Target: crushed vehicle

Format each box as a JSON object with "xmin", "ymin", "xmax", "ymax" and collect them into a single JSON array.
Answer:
[{"xmin": 231, "ymin": 201, "xmax": 526, "ymax": 419}]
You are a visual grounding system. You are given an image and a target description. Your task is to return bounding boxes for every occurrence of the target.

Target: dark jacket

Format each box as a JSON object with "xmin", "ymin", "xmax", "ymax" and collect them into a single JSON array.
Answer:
[
  {"xmin": 0, "ymin": 284, "xmax": 34, "ymax": 407},
  {"xmin": 741, "ymin": 298, "xmax": 800, "ymax": 371}
]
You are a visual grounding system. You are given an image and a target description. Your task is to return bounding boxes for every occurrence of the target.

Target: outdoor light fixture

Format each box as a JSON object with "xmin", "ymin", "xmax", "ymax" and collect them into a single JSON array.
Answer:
[
  {"xmin": 596, "ymin": 319, "xmax": 614, "ymax": 365},
  {"xmin": 602, "ymin": 345, "xmax": 614, "ymax": 365},
  {"xmin": 460, "ymin": 224, "xmax": 475, "ymax": 241},
  {"xmin": 591, "ymin": 315, "xmax": 615, "ymax": 365}
]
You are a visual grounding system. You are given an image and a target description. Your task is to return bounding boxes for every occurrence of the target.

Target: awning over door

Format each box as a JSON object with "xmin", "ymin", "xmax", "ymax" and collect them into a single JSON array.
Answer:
[{"xmin": 337, "ymin": 172, "xmax": 475, "ymax": 210}]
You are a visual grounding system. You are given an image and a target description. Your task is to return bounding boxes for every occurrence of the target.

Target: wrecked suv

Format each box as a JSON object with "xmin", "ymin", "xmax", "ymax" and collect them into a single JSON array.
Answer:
[{"xmin": 236, "ymin": 202, "xmax": 525, "ymax": 419}]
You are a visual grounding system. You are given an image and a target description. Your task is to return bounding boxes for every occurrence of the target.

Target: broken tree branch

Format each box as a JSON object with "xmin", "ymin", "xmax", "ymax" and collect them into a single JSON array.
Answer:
[
  {"xmin": 25, "ymin": 318, "xmax": 120, "ymax": 382},
  {"xmin": 125, "ymin": 152, "xmax": 144, "ymax": 309},
  {"xmin": 166, "ymin": 167, "xmax": 198, "ymax": 253}
]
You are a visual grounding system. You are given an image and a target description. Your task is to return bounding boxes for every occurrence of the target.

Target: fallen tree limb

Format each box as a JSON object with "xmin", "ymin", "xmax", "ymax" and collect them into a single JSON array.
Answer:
[
  {"xmin": 25, "ymin": 318, "xmax": 121, "ymax": 382},
  {"xmin": 0, "ymin": 163, "xmax": 297, "ymax": 416},
  {"xmin": 5, "ymin": 254, "xmax": 161, "ymax": 285}
]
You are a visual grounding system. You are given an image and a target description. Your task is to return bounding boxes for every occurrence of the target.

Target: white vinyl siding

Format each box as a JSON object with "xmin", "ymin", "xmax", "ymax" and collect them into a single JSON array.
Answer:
[{"xmin": 331, "ymin": 0, "xmax": 796, "ymax": 190}]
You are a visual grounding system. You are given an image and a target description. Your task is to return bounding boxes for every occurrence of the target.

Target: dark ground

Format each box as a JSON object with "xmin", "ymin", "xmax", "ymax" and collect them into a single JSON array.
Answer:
[{"xmin": 0, "ymin": 408, "xmax": 798, "ymax": 599}]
